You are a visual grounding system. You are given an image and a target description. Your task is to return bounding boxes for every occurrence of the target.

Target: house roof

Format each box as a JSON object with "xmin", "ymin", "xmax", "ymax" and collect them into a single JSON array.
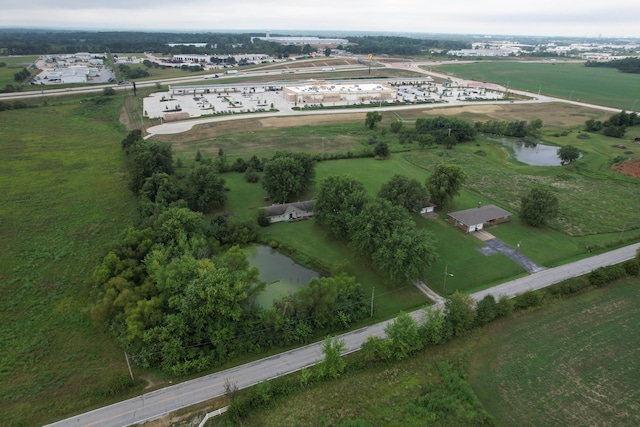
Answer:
[
  {"xmin": 262, "ymin": 200, "xmax": 314, "ymax": 216},
  {"xmin": 447, "ymin": 204, "xmax": 511, "ymax": 226}
]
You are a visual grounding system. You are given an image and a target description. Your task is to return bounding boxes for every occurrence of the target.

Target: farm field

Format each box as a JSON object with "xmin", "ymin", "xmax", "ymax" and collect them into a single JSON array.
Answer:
[
  {"xmin": 469, "ymin": 277, "xmax": 640, "ymax": 426},
  {"xmin": 433, "ymin": 61, "xmax": 640, "ymax": 111},
  {"xmin": 0, "ymin": 93, "xmax": 140, "ymax": 426},
  {"xmin": 209, "ymin": 276, "xmax": 640, "ymax": 427}
]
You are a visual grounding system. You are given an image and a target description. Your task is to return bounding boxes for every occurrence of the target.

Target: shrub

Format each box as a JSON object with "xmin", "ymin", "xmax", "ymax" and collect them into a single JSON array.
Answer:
[
  {"xmin": 496, "ymin": 295, "xmax": 515, "ymax": 317},
  {"xmin": 513, "ymin": 290, "xmax": 544, "ymax": 309},
  {"xmin": 623, "ymin": 259, "xmax": 640, "ymax": 276}
]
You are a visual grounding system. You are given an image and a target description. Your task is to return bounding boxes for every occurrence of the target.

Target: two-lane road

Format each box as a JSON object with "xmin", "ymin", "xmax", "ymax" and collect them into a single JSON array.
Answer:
[{"xmin": 46, "ymin": 243, "xmax": 639, "ymax": 427}]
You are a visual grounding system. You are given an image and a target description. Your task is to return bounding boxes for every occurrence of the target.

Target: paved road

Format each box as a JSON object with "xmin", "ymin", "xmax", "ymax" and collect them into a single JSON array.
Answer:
[{"xmin": 45, "ymin": 242, "xmax": 639, "ymax": 427}]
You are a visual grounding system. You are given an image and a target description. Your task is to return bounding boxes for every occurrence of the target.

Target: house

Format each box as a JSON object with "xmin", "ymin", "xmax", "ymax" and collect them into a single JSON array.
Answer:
[
  {"xmin": 262, "ymin": 200, "xmax": 314, "ymax": 223},
  {"xmin": 447, "ymin": 204, "xmax": 511, "ymax": 232}
]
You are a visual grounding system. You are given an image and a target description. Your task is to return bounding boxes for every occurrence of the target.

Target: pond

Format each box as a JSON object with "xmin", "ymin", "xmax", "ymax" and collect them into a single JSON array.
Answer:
[
  {"xmin": 487, "ymin": 136, "xmax": 562, "ymax": 166},
  {"xmin": 244, "ymin": 245, "xmax": 320, "ymax": 308}
]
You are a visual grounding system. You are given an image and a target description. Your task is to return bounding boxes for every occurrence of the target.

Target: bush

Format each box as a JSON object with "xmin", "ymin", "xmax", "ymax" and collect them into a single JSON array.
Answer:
[
  {"xmin": 496, "ymin": 295, "xmax": 515, "ymax": 317},
  {"xmin": 513, "ymin": 290, "xmax": 544, "ymax": 309},
  {"xmin": 256, "ymin": 209, "xmax": 271, "ymax": 227},
  {"xmin": 589, "ymin": 264, "xmax": 628, "ymax": 287},
  {"xmin": 623, "ymin": 259, "xmax": 640, "ymax": 276}
]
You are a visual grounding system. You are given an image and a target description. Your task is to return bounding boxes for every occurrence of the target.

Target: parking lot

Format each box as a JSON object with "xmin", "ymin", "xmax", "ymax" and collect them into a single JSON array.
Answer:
[{"xmin": 142, "ymin": 79, "xmax": 506, "ymax": 120}]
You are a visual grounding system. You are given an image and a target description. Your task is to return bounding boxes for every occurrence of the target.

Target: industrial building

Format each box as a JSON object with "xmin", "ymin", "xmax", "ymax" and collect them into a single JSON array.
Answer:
[{"xmin": 283, "ymin": 81, "xmax": 397, "ymax": 104}]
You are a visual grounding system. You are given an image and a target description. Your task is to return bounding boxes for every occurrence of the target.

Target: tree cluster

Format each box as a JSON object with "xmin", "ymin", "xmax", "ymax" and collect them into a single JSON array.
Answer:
[
  {"xmin": 474, "ymin": 119, "xmax": 543, "ymax": 139},
  {"xmin": 415, "ymin": 116, "xmax": 477, "ymax": 148},
  {"xmin": 586, "ymin": 57, "xmax": 640, "ymax": 74},
  {"xmin": 261, "ymin": 152, "xmax": 315, "ymax": 203},
  {"xmin": 315, "ymin": 175, "xmax": 438, "ymax": 285},
  {"xmin": 13, "ymin": 67, "xmax": 31, "ymax": 82},
  {"xmin": 585, "ymin": 110, "xmax": 639, "ymax": 138},
  {"xmin": 92, "ymin": 132, "xmax": 369, "ymax": 375}
]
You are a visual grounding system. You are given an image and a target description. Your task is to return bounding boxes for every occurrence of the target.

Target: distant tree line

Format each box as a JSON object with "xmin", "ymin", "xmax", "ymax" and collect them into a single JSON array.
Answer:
[
  {"xmin": 0, "ymin": 30, "xmax": 468, "ymax": 58},
  {"xmin": 586, "ymin": 57, "xmax": 640, "ymax": 74},
  {"xmin": 345, "ymin": 36, "xmax": 469, "ymax": 55}
]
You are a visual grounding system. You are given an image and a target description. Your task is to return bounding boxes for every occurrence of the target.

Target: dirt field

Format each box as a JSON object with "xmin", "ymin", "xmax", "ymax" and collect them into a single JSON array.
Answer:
[{"xmin": 612, "ymin": 158, "xmax": 640, "ymax": 178}]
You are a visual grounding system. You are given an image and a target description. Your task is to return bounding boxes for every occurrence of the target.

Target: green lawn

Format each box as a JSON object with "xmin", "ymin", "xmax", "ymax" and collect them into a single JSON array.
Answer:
[
  {"xmin": 469, "ymin": 276, "xmax": 640, "ymax": 427},
  {"xmin": 0, "ymin": 94, "xmax": 139, "ymax": 426},
  {"xmin": 433, "ymin": 61, "xmax": 640, "ymax": 111},
  {"xmin": 0, "ymin": 55, "xmax": 38, "ymax": 88}
]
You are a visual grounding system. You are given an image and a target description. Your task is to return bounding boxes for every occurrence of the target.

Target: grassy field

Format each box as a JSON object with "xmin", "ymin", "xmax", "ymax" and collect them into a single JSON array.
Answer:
[
  {"xmin": 0, "ymin": 93, "xmax": 140, "ymax": 426},
  {"xmin": 433, "ymin": 61, "xmax": 640, "ymax": 111},
  {"xmin": 207, "ymin": 276, "xmax": 640, "ymax": 427},
  {"xmin": 0, "ymin": 55, "xmax": 39, "ymax": 88},
  {"xmin": 469, "ymin": 277, "xmax": 640, "ymax": 426}
]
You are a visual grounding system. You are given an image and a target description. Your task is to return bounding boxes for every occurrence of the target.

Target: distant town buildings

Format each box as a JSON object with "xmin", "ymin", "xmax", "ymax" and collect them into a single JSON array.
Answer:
[{"xmin": 255, "ymin": 33, "xmax": 348, "ymax": 47}]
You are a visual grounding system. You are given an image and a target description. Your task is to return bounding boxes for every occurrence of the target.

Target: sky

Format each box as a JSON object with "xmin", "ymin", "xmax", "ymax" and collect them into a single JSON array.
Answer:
[{"xmin": 1, "ymin": 0, "xmax": 639, "ymax": 39}]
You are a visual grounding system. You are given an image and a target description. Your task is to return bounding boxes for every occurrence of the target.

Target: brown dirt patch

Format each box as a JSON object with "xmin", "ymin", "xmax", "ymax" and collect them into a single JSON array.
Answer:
[
  {"xmin": 414, "ymin": 102, "xmax": 605, "ymax": 128},
  {"xmin": 612, "ymin": 158, "xmax": 640, "ymax": 178}
]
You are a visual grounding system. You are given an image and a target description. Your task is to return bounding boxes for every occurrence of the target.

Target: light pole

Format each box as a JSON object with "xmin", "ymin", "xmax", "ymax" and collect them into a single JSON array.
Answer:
[
  {"xmin": 570, "ymin": 90, "xmax": 575, "ymax": 101},
  {"xmin": 443, "ymin": 264, "xmax": 454, "ymax": 294}
]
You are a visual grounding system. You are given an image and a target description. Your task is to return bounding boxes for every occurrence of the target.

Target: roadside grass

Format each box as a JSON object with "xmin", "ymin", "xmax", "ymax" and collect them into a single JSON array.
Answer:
[
  {"xmin": 433, "ymin": 61, "xmax": 640, "ymax": 111},
  {"xmin": 468, "ymin": 276, "xmax": 640, "ymax": 427},
  {"xmin": 0, "ymin": 94, "xmax": 140, "ymax": 426},
  {"xmin": 208, "ymin": 276, "xmax": 640, "ymax": 427},
  {"xmin": 0, "ymin": 55, "xmax": 38, "ymax": 88}
]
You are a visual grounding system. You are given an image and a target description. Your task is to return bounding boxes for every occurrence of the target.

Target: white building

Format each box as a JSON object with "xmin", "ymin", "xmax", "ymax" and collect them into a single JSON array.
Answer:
[{"xmin": 283, "ymin": 81, "xmax": 397, "ymax": 104}]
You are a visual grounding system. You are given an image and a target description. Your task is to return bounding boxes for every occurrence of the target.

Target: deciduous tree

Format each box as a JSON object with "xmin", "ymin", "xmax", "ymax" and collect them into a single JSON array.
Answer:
[
  {"xmin": 520, "ymin": 186, "xmax": 559, "ymax": 227},
  {"xmin": 378, "ymin": 174, "xmax": 429, "ymax": 213},
  {"xmin": 314, "ymin": 175, "xmax": 368, "ymax": 239},
  {"xmin": 558, "ymin": 145, "xmax": 580, "ymax": 165},
  {"xmin": 425, "ymin": 164, "xmax": 467, "ymax": 207}
]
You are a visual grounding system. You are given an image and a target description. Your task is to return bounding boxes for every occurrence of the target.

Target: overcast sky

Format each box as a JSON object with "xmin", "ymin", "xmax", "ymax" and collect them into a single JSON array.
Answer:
[{"xmin": 1, "ymin": 0, "xmax": 639, "ymax": 39}]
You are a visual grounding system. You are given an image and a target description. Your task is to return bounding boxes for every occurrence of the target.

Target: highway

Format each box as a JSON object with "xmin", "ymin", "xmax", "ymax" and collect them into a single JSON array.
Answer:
[{"xmin": 45, "ymin": 242, "xmax": 639, "ymax": 427}]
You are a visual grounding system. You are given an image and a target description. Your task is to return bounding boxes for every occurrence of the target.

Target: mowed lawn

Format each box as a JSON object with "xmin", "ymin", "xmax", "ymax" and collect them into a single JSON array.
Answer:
[
  {"xmin": 469, "ymin": 277, "xmax": 640, "ymax": 427},
  {"xmin": 0, "ymin": 95, "xmax": 138, "ymax": 426},
  {"xmin": 433, "ymin": 61, "xmax": 640, "ymax": 111},
  {"xmin": 0, "ymin": 55, "xmax": 39, "ymax": 88}
]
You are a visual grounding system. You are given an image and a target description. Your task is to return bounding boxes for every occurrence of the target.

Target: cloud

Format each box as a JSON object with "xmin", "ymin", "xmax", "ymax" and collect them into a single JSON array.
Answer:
[{"xmin": 0, "ymin": 0, "xmax": 639, "ymax": 37}]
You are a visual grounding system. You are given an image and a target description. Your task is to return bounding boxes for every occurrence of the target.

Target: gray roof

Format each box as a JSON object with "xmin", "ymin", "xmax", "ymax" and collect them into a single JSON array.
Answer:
[
  {"xmin": 262, "ymin": 200, "xmax": 314, "ymax": 216},
  {"xmin": 447, "ymin": 204, "xmax": 511, "ymax": 226}
]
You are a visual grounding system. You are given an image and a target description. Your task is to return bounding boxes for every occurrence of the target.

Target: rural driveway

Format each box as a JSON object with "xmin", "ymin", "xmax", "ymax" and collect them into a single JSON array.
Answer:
[
  {"xmin": 477, "ymin": 238, "xmax": 546, "ymax": 273},
  {"xmin": 44, "ymin": 242, "xmax": 639, "ymax": 427}
]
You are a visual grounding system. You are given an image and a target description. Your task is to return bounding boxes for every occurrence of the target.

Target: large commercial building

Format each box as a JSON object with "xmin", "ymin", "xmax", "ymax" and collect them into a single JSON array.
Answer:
[
  {"xmin": 283, "ymin": 81, "xmax": 397, "ymax": 104},
  {"xmin": 256, "ymin": 33, "xmax": 348, "ymax": 46}
]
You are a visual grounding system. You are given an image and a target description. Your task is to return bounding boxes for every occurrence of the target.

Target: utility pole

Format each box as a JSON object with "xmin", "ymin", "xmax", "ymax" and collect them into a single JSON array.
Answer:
[
  {"xmin": 124, "ymin": 351, "xmax": 134, "ymax": 382},
  {"xmin": 370, "ymin": 287, "xmax": 375, "ymax": 317},
  {"xmin": 443, "ymin": 265, "xmax": 453, "ymax": 294}
]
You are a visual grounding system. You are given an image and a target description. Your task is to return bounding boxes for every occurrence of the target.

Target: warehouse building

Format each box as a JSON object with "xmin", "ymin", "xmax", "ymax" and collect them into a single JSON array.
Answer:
[{"xmin": 283, "ymin": 81, "xmax": 397, "ymax": 104}]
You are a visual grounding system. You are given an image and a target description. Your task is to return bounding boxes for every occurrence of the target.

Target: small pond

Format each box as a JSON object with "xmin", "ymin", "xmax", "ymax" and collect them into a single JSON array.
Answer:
[
  {"xmin": 244, "ymin": 245, "xmax": 320, "ymax": 308},
  {"xmin": 487, "ymin": 136, "xmax": 562, "ymax": 166}
]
